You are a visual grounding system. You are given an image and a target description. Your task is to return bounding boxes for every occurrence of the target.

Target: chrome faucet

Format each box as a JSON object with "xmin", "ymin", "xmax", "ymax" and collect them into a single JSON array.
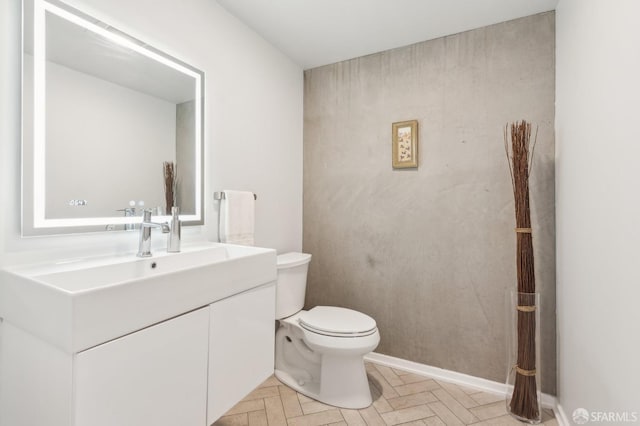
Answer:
[{"xmin": 137, "ymin": 209, "xmax": 170, "ymax": 257}]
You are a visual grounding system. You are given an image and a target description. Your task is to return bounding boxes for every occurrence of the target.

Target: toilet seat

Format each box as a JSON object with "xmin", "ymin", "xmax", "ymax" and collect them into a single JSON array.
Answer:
[{"xmin": 298, "ymin": 306, "xmax": 377, "ymax": 337}]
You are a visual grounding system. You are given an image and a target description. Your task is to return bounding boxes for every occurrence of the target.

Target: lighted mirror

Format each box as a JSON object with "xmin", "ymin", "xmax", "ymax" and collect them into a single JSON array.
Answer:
[{"xmin": 22, "ymin": 0, "xmax": 204, "ymax": 235}]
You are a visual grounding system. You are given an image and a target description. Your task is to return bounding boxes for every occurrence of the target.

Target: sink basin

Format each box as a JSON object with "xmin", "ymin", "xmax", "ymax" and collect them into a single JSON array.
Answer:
[
  {"xmin": 26, "ymin": 245, "xmax": 230, "ymax": 293},
  {"xmin": 0, "ymin": 243, "xmax": 276, "ymax": 353}
]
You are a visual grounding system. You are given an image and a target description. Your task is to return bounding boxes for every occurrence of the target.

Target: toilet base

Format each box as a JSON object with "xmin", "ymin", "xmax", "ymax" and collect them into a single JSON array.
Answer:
[
  {"xmin": 275, "ymin": 353, "xmax": 373, "ymax": 409},
  {"xmin": 275, "ymin": 311, "xmax": 379, "ymax": 409},
  {"xmin": 274, "ymin": 368, "xmax": 321, "ymax": 403}
]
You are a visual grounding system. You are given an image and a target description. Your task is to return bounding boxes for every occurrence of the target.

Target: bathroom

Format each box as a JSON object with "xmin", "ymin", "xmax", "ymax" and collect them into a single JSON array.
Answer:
[{"xmin": 0, "ymin": 0, "xmax": 639, "ymax": 425}]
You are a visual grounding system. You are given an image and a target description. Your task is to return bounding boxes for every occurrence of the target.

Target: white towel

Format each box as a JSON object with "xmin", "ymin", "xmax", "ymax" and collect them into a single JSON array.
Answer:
[{"xmin": 219, "ymin": 190, "xmax": 255, "ymax": 246}]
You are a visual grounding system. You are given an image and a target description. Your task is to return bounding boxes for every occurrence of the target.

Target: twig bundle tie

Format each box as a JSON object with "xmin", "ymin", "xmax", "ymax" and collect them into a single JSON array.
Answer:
[
  {"xmin": 514, "ymin": 228, "xmax": 532, "ymax": 234},
  {"xmin": 515, "ymin": 366, "xmax": 537, "ymax": 377},
  {"xmin": 517, "ymin": 305, "xmax": 537, "ymax": 312}
]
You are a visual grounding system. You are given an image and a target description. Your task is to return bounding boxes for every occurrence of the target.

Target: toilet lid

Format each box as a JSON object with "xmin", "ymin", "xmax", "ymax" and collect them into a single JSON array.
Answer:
[{"xmin": 298, "ymin": 306, "xmax": 377, "ymax": 337}]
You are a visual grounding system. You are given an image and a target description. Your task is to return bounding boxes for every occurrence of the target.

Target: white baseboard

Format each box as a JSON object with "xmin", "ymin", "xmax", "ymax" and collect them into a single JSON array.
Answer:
[
  {"xmin": 555, "ymin": 402, "xmax": 571, "ymax": 426},
  {"xmin": 364, "ymin": 352, "xmax": 567, "ymax": 426}
]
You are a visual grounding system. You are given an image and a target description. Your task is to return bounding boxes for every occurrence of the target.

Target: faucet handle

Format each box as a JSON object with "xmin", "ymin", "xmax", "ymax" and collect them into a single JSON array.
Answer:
[{"xmin": 160, "ymin": 222, "xmax": 170, "ymax": 233}]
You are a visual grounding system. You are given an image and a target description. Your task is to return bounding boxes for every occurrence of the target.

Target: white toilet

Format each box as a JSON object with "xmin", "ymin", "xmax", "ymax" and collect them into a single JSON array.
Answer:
[{"xmin": 274, "ymin": 252, "xmax": 380, "ymax": 409}]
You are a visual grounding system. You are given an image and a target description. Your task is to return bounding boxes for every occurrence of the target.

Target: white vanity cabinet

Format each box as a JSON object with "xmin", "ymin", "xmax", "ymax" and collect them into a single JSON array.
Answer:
[
  {"xmin": 208, "ymin": 284, "xmax": 276, "ymax": 424},
  {"xmin": 0, "ymin": 244, "xmax": 278, "ymax": 426},
  {"xmin": 73, "ymin": 283, "xmax": 277, "ymax": 426},
  {"xmin": 0, "ymin": 285, "xmax": 277, "ymax": 426},
  {"xmin": 73, "ymin": 307, "xmax": 209, "ymax": 426}
]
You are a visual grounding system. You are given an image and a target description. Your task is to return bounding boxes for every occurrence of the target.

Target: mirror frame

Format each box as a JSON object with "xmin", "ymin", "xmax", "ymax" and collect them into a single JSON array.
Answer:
[{"xmin": 24, "ymin": 0, "xmax": 204, "ymax": 232}]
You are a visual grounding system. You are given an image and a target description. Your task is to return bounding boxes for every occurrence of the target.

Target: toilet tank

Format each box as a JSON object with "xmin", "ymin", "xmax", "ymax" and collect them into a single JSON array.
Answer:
[{"xmin": 275, "ymin": 252, "xmax": 311, "ymax": 319}]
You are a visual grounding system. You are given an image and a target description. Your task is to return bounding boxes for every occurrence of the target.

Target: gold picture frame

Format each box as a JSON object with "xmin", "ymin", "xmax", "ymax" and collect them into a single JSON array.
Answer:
[{"xmin": 392, "ymin": 120, "xmax": 418, "ymax": 169}]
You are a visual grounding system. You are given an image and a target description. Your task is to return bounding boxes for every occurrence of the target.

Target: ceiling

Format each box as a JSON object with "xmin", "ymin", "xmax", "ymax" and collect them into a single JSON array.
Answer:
[{"xmin": 215, "ymin": 0, "xmax": 558, "ymax": 70}]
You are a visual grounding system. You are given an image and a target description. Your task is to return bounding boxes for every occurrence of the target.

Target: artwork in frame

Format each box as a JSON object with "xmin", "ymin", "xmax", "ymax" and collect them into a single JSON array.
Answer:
[{"xmin": 392, "ymin": 120, "xmax": 419, "ymax": 169}]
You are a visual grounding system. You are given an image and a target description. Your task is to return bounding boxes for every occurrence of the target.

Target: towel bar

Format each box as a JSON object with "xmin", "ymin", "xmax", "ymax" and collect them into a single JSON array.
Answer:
[{"xmin": 213, "ymin": 191, "xmax": 257, "ymax": 201}]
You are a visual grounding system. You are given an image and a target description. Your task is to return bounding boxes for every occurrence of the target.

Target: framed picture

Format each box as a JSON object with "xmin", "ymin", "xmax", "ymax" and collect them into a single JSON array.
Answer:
[{"xmin": 392, "ymin": 120, "xmax": 418, "ymax": 169}]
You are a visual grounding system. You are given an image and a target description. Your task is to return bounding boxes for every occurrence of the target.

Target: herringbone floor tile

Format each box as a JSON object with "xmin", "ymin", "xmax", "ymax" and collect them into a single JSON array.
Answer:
[{"xmin": 214, "ymin": 362, "xmax": 557, "ymax": 426}]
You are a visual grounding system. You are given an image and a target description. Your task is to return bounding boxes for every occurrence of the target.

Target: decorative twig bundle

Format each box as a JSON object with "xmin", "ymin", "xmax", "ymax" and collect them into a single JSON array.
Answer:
[
  {"xmin": 163, "ymin": 161, "xmax": 177, "ymax": 214},
  {"xmin": 504, "ymin": 120, "xmax": 539, "ymax": 421}
]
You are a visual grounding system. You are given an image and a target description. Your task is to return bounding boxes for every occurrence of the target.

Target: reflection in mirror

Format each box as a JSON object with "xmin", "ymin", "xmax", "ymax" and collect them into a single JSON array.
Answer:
[{"xmin": 22, "ymin": 0, "xmax": 204, "ymax": 235}]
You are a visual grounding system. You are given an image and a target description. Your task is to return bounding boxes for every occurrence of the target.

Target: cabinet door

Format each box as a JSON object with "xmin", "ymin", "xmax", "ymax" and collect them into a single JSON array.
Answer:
[
  {"xmin": 208, "ymin": 283, "xmax": 276, "ymax": 424},
  {"xmin": 74, "ymin": 307, "xmax": 209, "ymax": 426}
]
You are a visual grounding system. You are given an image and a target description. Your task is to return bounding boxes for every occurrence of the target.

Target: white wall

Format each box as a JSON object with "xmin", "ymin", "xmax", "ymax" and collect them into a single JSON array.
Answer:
[
  {"xmin": 0, "ymin": 0, "xmax": 303, "ymax": 266},
  {"xmin": 556, "ymin": 0, "xmax": 640, "ymax": 420}
]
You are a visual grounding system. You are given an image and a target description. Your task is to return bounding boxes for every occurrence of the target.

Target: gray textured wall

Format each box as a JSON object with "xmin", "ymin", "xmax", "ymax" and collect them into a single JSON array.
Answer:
[{"xmin": 303, "ymin": 12, "xmax": 556, "ymax": 393}]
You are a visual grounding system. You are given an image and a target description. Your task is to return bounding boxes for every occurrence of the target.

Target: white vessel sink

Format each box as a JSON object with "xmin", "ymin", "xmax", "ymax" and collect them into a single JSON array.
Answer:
[{"xmin": 0, "ymin": 243, "xmax": 276, "ymax": 353}]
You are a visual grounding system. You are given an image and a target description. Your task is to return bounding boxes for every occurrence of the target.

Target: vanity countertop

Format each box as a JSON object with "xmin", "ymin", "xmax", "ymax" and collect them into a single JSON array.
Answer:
[{"xmin": 0, "ymin": 242, "xmax": 276, "ymax": 353}]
